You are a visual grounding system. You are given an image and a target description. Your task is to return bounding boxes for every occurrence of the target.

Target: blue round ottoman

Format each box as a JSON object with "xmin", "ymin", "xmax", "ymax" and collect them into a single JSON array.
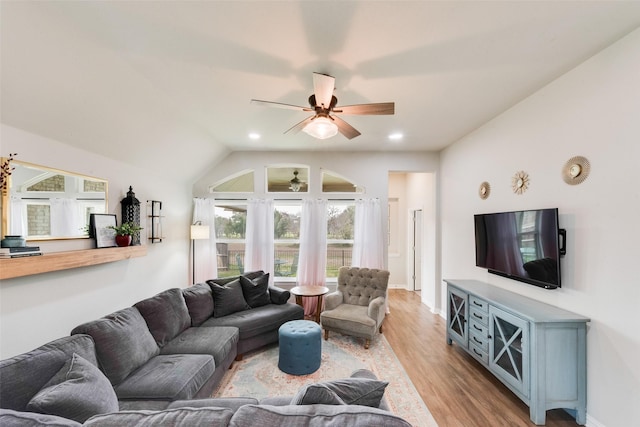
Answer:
[{"xmin": 278, "ymin": 320, "xmax": 322, "ymax": 375}]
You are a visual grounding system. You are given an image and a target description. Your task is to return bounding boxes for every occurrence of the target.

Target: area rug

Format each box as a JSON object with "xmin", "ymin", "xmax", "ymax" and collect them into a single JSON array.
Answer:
[{"xmin": 212, "ymin": 333, "xmax": 438, "ymax": 427}]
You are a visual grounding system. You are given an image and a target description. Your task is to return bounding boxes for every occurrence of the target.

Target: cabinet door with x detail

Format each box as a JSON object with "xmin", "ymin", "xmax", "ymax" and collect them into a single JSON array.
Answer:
[
  {"xmin": 446, "ymin": 286, "xmax": 468, "ymax": 348},
  {"xmin": 489, "ymin": 306, "xmax": 530, "ymax": 398}
]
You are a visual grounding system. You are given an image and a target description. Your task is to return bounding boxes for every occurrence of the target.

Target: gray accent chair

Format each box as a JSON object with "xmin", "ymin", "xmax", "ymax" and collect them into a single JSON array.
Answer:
[{"xmin": 320, "ymin": 266, "xmax": 390, "ymax": 349}]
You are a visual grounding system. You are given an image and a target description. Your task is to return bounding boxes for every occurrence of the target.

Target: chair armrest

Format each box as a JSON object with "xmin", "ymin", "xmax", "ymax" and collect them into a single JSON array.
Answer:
[
  {"xmin": 324, "ymin": 291, "xmax": 343, "ymax": 311},
  {"xmin": 269, "ymin": 286, "xmax": 291, "ymax": 305},
  {"xmin": 367, "ymin": 296, "xmax": 386, "ymax": 326}
]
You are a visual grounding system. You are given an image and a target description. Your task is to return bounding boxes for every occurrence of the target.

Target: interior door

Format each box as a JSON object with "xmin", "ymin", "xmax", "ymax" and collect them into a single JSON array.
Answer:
[{"xmin": 412, "ymin": 209, "xmax": 423, "ymax": 291}]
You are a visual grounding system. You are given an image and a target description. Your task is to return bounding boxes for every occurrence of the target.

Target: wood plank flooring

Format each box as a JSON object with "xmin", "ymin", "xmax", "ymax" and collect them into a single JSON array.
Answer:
[{"xmin": 384, "ymin": 289, "xmax": 578, "ymax": 427}]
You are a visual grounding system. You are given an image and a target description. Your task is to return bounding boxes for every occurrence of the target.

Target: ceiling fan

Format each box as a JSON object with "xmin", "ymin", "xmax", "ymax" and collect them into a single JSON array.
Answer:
[{"xmin": 251, "ymin": 72, "xmax": 394, "ymax": 140}]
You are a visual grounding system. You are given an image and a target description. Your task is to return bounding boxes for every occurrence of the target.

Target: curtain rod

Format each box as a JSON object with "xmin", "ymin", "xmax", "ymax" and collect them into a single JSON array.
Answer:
[
  {"xmin": 17, "ymin": 197, "xmax": 105, "ymax": 201},
  {"xmin": 212, "ymin": 198, "xmax": 361, "ymax": 202}
]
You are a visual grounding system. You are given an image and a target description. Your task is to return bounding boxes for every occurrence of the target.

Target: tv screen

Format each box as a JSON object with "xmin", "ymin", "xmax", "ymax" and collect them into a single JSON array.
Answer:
[{"xmin": 474, "ymin": 208, "xmax": 562, "ymax": 289}]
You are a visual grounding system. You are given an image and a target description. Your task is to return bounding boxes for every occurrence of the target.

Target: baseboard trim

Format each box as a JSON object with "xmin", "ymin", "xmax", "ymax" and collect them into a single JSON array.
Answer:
[{"xmin": 585, "ymin": 413, "xmax": 606, "ymax": 427}]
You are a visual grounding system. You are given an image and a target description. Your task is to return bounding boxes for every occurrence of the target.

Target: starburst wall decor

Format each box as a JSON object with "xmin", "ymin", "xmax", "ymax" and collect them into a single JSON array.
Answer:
[{"xmin": 512, "ymin": 170, "xmax": 529, "ymax": 195}]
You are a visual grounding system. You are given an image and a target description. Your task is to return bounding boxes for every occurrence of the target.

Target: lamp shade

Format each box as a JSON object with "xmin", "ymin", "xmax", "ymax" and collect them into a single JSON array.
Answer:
[
  {"xmin": 190, "ymin": 224, "xmax": 210, "ymax": 240},
  {"xmin": 302, "ymin": 116, "xmax": 338, "ymax": 140}
]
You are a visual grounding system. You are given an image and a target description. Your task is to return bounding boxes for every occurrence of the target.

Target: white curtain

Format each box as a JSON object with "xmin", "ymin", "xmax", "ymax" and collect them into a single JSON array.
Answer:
[
  {"xmin": 192, "ymin": 198, "xmax": 217, "ymax": 284},
  {"xmin": 50, "ymin": 198, "xmax": 82, "ymax": 237},
  {"xmin": 297, "ymin": 199, "xmax": 328, "ymax": 316},
  {"xmin": 9, "ymin": 196, "xmax": 27, "ymax": 236},
  {"xmin": 245, "ymin": 199, "xmax": 274, "ymax": 275},
  {"xmin": 352, "ymin": 198, "xmax": 384, "ymax": 269}
]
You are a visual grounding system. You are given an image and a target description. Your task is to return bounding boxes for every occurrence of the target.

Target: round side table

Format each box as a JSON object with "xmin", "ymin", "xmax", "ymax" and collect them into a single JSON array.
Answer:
[{"xmin": 290, "ymin": 286, "xmax": 329, "ymax": 323}]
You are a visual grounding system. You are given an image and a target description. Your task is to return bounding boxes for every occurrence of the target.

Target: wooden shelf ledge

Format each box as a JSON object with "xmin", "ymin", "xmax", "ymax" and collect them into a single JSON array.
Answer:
[{"xmin": 0, "ymin": 246, "xmax": 147, "ymax": 280}]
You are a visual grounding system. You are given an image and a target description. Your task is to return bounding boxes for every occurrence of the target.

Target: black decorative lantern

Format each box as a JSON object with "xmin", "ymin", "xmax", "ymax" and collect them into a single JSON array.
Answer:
[{"xmin": 121, "ymin": 186, "xmax": 141, "ymax": 245}]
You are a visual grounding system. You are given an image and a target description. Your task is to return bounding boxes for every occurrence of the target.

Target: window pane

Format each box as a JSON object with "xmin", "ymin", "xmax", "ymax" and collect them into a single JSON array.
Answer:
[
  {"xmin": 211, "ymin": 171, "xmax": 254, "ymax": 192},
  {"xmin": 215, "ymin": 203, "xmax": 247, "ymax": 278},
  {"xmin": 327, "ymin": 204, "xmax": 354, "ymax": 239},
  {"xmin": 274, "ymin": 243, "xmax": 299, "ymax": 277},
  {"xmin": 327, "ymin": 203, "xmax": 354, "ymax": 277},
  {"xmin": 215, "ymin": 205, "xmax": 246, "ymax": 239},
  {"xmin": 267, "ymin": 167, "xmax": 309, "ymax": 193},
  {"xmin": 274, "ymin": 205, "xmax": 301, "ymax": 239},
  {"xmin": 327, "ymin": 243, "xmax": 352, "ymax": 277}
]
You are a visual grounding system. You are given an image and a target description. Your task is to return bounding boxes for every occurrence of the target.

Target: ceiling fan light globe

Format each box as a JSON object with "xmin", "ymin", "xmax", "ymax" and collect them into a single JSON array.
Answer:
[{"xmin": 303, "ymin": 117, "xmax": 338, "ymax": 139}]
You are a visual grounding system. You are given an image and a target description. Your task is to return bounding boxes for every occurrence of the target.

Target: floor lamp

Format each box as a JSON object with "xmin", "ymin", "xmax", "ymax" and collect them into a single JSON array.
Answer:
[{"xmin": 190, "ymin": 221, "xmax": 210, "ymax": 284}]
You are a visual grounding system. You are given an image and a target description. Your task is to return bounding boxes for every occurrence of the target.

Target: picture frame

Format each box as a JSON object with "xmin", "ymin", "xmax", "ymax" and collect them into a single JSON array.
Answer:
[{"xmin": 90, "ymin": 214, "xmax": 117, "ymax": 248}]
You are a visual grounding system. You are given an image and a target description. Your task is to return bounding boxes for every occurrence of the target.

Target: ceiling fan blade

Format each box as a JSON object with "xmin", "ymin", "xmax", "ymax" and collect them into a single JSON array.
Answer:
[
  {"xmin": 251, "ymin": 99, "xmax": 312, "ymax": 112},
  {"xmin": 331, "ymin": 115, "xmax": 361, "ymax": 140},
  {"xmin": 284, "ymin": 115, "xmax": 315, "ymax": 134},
  {"xmin": 333, "ymin": 102, "xmax": 395, "ymax": 115},
  {"xmin": 312, "ymin": 72, "xmax": 335, "ymax": 109}
]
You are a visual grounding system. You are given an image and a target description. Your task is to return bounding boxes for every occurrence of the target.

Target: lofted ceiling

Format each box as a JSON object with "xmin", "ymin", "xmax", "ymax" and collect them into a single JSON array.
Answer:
[{"xmin": 2, "ymin": 1, "xmax": 639, "ymax": 183}]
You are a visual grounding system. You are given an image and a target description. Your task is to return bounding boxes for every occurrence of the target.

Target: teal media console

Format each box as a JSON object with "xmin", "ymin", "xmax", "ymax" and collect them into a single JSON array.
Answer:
[{"xmin": 445, "ymin": 279, "xmax": 589, "ymax": 425}]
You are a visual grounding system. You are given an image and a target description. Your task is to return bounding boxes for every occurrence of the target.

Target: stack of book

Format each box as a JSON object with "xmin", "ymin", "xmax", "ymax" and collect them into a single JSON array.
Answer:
[{"xmin": 0, "ymin": 246, "xmax": 42, "ymax": 258}]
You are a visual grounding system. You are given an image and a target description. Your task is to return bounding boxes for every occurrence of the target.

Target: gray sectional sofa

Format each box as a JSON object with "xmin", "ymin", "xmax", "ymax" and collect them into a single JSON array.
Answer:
[{"xmin": 0, "ymin": 270, "xmax": 412, "ymax": 426}]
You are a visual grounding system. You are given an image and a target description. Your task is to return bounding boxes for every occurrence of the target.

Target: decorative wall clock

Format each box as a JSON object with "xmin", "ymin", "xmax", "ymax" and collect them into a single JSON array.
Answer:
[
  {"xmin": 479, "ymin": 182, "xmax": 491, "ymax": 200},
  {"xmin": 562, "ymin": 156, "xmax": 590, "ymax": 185},
  {"xmin": 512, "ymin": 171, "xmax": 529, "ymax": 195}
]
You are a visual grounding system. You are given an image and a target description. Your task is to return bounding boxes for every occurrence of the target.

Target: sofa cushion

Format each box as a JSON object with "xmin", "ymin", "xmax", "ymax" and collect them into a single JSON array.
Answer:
[
  {"xmin": 134, "ymin": 288, "xmax": 191, "ymax": 347},
  {"xmin": 0, "ymin": 408, "xmax": 82, "ymax": 427},
  {"xmin": 240, "ymin": 273, "xmax": 271, "ymax": 308},
  {"xmin": 84, "ymin": 407, "xmax": 234, "ymax": 427},
  {"xmin": 70, "ymin": 307, "xmax": 159, "ymax": 386},
  {"xmin": 0, "ymin": 335, "xmax": 98, "ymax": 412},
  {"xmin": 113, "ymin": 354, "xmax": 214, "ymax": 401},
  {"xmin": 182, "ymin": 283, "xmax": 215, "ymax": 326},
  {"xmin": 208, "ymin": 279, "xmax": 251, "ymax": 318},
  {"xmin": 290, "ymin": 384, "xmax": 345, "ymax": 405},
  {"xmin": 229, "ymin": 404, "xmax": 412, "ymax": 427},
  {"xmin": 160, "ymin": 326, "xmax": 239, "ymax": 367},
  {"xmin": 308, "ymin": 377, "xmax": 389, "ymax": 408},
  {"xmin": 26, "ymin": 353, "xmax": 118, "ymax": 423},
  {"xmin": 201, "ymin": 303, "xmax": 303, "ymax": 340}
]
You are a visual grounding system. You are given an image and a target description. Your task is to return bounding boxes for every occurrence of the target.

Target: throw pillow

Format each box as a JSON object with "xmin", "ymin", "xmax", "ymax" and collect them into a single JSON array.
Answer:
[
  {"xmin": 315, "ymin": 377, "xmax": 389, "ymax": 407},
  {"xmin": 290, "ymin": 383, "xmax": 346, "ymax": 405},
  {"xmin": 26, "ymin": 353, "xmax": 118, "ymax": 423},
  {"xmin": 207, "ymin": 278, "xmax": 251, "ymax": 318},
  {"xmin": 182, "ymin": 283, "xmax": 215, "ymax": 326},
  {"xmin": 240, "ymin": 273, "xmax": 271, "ymax": 308},
  {"xmin": 134, "ymin": 288, "xmax": 191, "ymax": 346},
  {"xmin": 70, "ymin": 307, "xmax": 159, "ymax": 385}
]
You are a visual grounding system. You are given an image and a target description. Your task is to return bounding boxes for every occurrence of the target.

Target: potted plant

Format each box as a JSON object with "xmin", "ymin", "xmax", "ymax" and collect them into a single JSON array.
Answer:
[{"xmin": 108, "ymin": 222, "xmax": 143, "ymax": 247}]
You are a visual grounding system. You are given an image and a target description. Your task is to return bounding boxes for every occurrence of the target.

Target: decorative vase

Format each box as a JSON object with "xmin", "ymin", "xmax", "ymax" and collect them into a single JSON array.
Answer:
[
  {"xmin": 1, "ymin": 235, "xmax": 26, "ymax": 248},
  {"xmin": 115, "ymin": 235, "xmax": 132, "ymax": 247}
]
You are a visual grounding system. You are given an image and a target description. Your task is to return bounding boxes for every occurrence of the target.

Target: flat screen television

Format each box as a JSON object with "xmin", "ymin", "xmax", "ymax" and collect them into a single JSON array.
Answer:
[{"xmin": 474, "ymin": 208, "xmax": 565, "ymax": 289}]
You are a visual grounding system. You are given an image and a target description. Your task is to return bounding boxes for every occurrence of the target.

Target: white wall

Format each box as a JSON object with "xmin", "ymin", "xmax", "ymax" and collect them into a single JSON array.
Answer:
[
  {"xmin": 440, "ymin": 29, "xmax": 640, "ymax": 427},
  {"xmin": 388, "ymin": 173, "xmax": 408, "ymax": 288},
  {"xmin": 0, "ymin": 125, "xmax": 193, "ymax": 358}
]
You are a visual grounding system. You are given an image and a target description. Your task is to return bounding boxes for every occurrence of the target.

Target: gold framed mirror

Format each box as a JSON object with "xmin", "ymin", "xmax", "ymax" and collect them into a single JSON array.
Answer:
[{"xmin": 1, "ymin": 159, "xmax": 108, "ymax": 241}]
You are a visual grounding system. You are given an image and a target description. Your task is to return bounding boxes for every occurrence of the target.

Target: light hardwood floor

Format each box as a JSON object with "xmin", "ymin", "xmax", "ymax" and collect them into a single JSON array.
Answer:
[{"xmin": 384, "ymin": 289, "xmax": 578, "ymax": 427}]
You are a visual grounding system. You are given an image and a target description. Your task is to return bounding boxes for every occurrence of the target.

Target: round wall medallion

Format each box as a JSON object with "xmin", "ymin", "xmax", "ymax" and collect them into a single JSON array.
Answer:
[
  {"xmin": 478, "ymin": 182, "xmax": 491, "ymax": 200},
  {"xmin": 512, "ymin": 171, "xmax": 529, "ymax": 195},
  {"xmin": 562, "ymin": 155, "xmax": 590, "ymax": 185}
]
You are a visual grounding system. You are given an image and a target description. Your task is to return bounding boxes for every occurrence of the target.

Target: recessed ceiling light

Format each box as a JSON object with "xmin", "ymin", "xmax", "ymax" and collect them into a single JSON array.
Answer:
[
  {"xmin": 388, "ymin": 133, "xmax": 403, "ymax": 141},
  {"xmin": 248, "ymin": 133, "xmax": 261, "ymax": 140}
]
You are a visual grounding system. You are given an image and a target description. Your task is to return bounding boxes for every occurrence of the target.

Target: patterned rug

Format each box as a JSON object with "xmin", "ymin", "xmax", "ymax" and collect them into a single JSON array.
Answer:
[{"xmin": 212, "ymin": 333, "xmax": 438, "ymax": 427}]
